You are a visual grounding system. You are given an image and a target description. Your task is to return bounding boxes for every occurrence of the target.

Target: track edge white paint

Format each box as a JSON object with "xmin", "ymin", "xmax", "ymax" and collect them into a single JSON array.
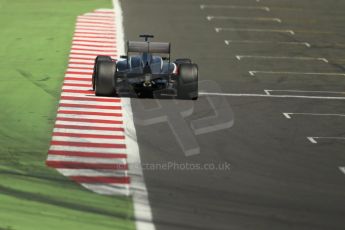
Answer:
[{"xmin": 112, "ymin": 1, "xmax": 156, "ymax": 229}]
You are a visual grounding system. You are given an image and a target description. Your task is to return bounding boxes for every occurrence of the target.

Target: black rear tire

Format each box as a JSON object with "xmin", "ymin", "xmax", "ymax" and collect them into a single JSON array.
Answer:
[
  {"xmin": 177, "ymin": 63, "xmax": 198, "ymax": 100},
  {"xmin": 92, "ymin": 56, "xmax": 112, "ymax": 90},
  {"xmin": 95, "ymin": 60, "xmax": 116, "ymax": 97}
]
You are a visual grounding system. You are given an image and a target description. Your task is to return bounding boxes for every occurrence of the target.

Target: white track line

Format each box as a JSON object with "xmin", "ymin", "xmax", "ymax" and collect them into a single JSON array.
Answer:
[
  {"xmin": 52, "ymin": 136, "xmax": 125, "ymax": 144},
  {"xmin": 70, "ymin": 50, "xmax": 115, "ymax": 55},
  {"xmin": 47, "ymin": 155, "xmax": 126, "ymax": 164},
  {"xmin": 218, "ymin": 28, "xmax": 332, "ymax": 35},
  {"xmin": 265, "ymin": 89, "xmax": 345, "ymax": 95},
  {"xmin": 74, "ymin": 34, "xmax": 116, "ymax": 39},
  {"xmin": 72, "ymin": 37, "xmax": 116, "ymax": 42},
  {"xmin": 81, "ymin": 184, "xmax": 129, "ymax": 196},
  {"xmin": 58, "ymin": 107, "xmax": 121, "ymax": 113},
  {"xmin": 288, "ymin": 29, "xmax": 335, "ymax": 34},
  {"xmin": 65, "ymin": 73, "xmax": 92, "ymax": 77},
  {"xmin": 67, "ymin": 64, "xmax": 94, "ymax": 68},
  {"xmin": 78, "ymin": 16, "xmax": 115, "ymax": 20},
  {"xmin": 249, "ymin": 71, "xmax": 345, "ymax": 77},
  {"xmin": 69, "ymin": 54, "xmax": 116, "ymax": 59},
  {"xmin": 58, "ymin": 108, "xmax": 121, "ymax": 114},
  {"xmin": 236, "ymin": 55, "xmax": 328, "ymax": 63},
  {"xmin": 76, "ymin": 19, "xmax": 114, "ymax": 23},
  {"xmin": 200, "ymin": 4, "xmax": 270, "ymax": 11},
  {"xmin": 307, "ymin": 137, "xmax": 345, "ymax": 144},
  {"xmin": 77, "ymin": 19, "xmax": 114, "ymax": 23},
  {"xmin": 55, "ymin": 120, "xmax": 123, "ymax": 128},
  {"xmin": 71, "ymin": 44, "xmax": 116, "ymax": 50},
  {"xmin": 112, "ymin": 0, "xmax": 155, "ymax": 229},
  {"xmin": 57, "ymin": 169, "xmax": 127, "ymax": 177},
  {"xmin": 69, "ymin": 54, "xmax": 98, "ymax": 59},
  {"xmin": 76, "ymin": 24, "xmax": 115, "ymax": 29},
  {"xmin": 199, "ymin": 92, "xmax": 345, "ymax": 100},
  {"xmin": 95, "ymin": 9, "xmax": 115, "ymax": 13},
  {"xmin": 64, "ymin": 80, "xmax": 91, "ymax": 84},
  {"xmin": 65, "ymin": 74, "xmax": 90, "ymax": 80},
  {"xmin": 57, "ymin": 114, "xmax": 122, "ymax": 121},
  {"xmin": 225, "ymin": 40, "xmax": 310, "ymax": 47},
  {"xmin": 61, "ymin": 93, "xmax": 94, "ymax": 98},
  {"xmin": 75, "ymin": 25, "xmax": 116, "ymax": 30},
  {"xmin": 62, "ymin": 86, "xmax": 91, "ymax": 90},
  {"xmin": 49, "ymin": 145, "xmax": 125, "ymax": 153},
  {"xmin": 307, "ymin": 137, "xmax": 318, "ymax": 144},
  {"xmin": 64, "ymin": 95, "xmax": 116, "ymax": 100},
  {"xmin": 53, "ymin": 128, "xmax": 124, "ymax": 136},
  {"xmin": 59, "ymin": 100, "xmax": 121, "ymax": 106},
  {"xmin": 78, "ymin": 15, "xmax": 114, "ymax": 19},
  {"xmin": 339, "ymin": 167, "xmax": 345, "ymax": 175},
  {"xmin": 71, "ymin": 46, "xmax": 116, "ymax": 51},
  {"xmin": 215, "ymin": 28, "xmax": 295, "ymax": 35},
  {"xmin": 66, "ymin": 68, "xmax": 92, "ymax": 73},
  {"xmin": 84, "ymin": 12, "xmax": 115, "ymax": 16},
  {"xmin": 74, "ymin": 30, "xmax": 115, "ymax": 33},
  {"xmin": 64, "ymin": 81, "xmax": 90, "ymax": 85},
  {"xmin": 207, "ymin": 16, "xmax": 281, "ymax": 23},
  {"xmin": 283, "ymin": 112, "xmax": 345, "ymax": 119},
  {"xmin": 69, "ymin": 58, "xmax": 95, "ymax": 64},
  {"xmin": 68, "ymin": 64, "xmax": 94, "ymax": 68}
]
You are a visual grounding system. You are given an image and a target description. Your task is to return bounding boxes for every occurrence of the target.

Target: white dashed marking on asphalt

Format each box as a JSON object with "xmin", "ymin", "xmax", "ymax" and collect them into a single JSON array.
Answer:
[
  {"xmin": 200, "ymin": 5, "xmax": 270, "ymax": 11},
  {"xmin": 236, "ymin": 55, "xmax": 328, "ymax": 63},
  {"xmin": 264, "ymin": 89, "xmax": 345, "ymax": 96},
  {"xmin": 307, "ymin": 137, "xmax": 318, "ymax": 144},
  {"xmin": 307, "ymin": 137, "xmax": 345, "ymax": 144},
  {"xmin": 199, "ymin": 92, "xmax": 345, "ymax": 100},
  {"xmin": 225, "ymin": 40, "xmax": 310, "ymax": 47},
  {"xmin": 215, "ymin": 28, "xmax": 295, "ymax": 35},
  {"xmin": 207, "ymin": 16, "xmax": 281, "ymax": 23},
  {"xmin": 249, "ymin": 71, "xmax": 345, "ymax": 77},
  {"xmin": 283, "ymin": 113, "xmax": 345, "ymax": 119},
  {"xmin": 339, "ymin": 167, "xmax": 345, "ymax": 175}
]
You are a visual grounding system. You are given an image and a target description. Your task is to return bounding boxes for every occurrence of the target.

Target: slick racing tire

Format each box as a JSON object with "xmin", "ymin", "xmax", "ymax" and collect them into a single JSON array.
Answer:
[
  {"xmin": 177, "ymin": 63, "xmax": 198, "ymax": 100},
  {"xmin": 92, "ymin": 55, "xmax": 112, "ymax": 90},
  {"xmin": 95, "ymin": 60, "xmax": 117, "ymax": 97}
]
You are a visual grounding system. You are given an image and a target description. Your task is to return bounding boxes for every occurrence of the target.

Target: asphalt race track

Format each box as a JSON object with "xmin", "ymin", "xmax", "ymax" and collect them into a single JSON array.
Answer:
[{"xmin": 121, "ymin": 0, "xmax": 345, "ymax": 229}]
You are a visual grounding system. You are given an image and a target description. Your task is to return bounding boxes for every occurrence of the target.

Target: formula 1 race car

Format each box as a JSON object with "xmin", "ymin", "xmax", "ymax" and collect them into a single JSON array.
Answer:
[{"xmin": 92, "ymin": 34, "xmax": 198, "ymax": 100}]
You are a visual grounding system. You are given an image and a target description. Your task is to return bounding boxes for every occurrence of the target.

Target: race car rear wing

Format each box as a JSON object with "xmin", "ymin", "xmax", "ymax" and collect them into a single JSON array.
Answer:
[
  {"xmin": 124, "ymin": 35, "xmax": 171, "ymax": 64},
  {"xmin": 127, "ymin": 41, "xmax": 171, "ymax": 54}
]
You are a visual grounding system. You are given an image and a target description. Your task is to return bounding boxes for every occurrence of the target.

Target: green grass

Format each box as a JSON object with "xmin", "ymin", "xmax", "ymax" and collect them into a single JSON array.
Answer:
[{"xmin": 0, "ymin": 1, "xmax": 135, "ymax": 229}]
